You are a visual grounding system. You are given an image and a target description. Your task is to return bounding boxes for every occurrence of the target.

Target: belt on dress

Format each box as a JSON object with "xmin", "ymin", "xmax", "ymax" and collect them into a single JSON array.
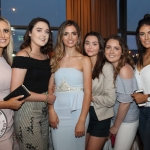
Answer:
[{"xmin": 55, "ymin": 79, "xmax": 83, "ymax": 92}]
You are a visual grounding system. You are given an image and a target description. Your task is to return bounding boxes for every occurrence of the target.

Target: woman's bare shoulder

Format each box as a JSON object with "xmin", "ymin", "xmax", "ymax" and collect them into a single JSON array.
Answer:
[
  {"xmin": 119, "ymin": 65, "xmax": 134, "ymax": 79},
  {"xmin": 16, "ymin": 48, "xmax": 29, "ymax": 57}
]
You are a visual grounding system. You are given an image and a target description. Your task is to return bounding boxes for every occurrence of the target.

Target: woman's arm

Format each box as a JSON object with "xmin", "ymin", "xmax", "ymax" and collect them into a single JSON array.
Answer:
[
  {"xmin": 110, "ymin": 65, "xmax": 134, "ymax": 135},
  {"xmin": 48, "ymin": 73, "xmax": 59, "ymax": 129},
  {"xmin": 75, "ymin": 56, "xmax": 92, "ymax": 137},
  {"xmin": 110, "ymin": 102, "xmax": 130, "ymax": 135},
  {"xmin": 48, "ymin": 74, "xmax": 55, "ymax": 95}
]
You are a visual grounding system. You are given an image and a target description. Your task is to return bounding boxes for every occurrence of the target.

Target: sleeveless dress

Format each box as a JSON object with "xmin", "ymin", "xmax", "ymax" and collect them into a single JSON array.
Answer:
[
  {"xmin": 0, "ymin": 57, "xmax": 13, "ymax": 150},
  {"xmin": 12, "ymin": 56, "xmax": 52, "ymax": 150},
  {"xmin": 51, "ymin": 68, "xmax": 89, "ymax": 150}
]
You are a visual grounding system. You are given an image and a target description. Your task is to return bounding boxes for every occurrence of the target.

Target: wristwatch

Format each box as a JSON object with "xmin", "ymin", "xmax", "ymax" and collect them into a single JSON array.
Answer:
[{"xmin": 147, "ymin": 94, "xmax": 150, "ymax": 102}]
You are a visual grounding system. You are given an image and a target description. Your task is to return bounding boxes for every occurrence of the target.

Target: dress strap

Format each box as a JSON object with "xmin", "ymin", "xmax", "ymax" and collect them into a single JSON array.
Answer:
[
  {"xmin": 25, "ymin": 50, "xmax": 30, "ymax": 57},
  {"xmin": 46, "ymin": 54, "xmax": 49, "ymax": 59}
]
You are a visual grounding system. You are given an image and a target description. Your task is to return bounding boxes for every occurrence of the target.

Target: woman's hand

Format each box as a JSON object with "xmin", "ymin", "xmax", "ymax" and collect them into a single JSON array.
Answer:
[
  {"xmin": 109, "ymin": 125, "xmax": 119, "ymax": 135},
  {"xmin": 74, "ymin": 121, "xmax": 85, "ymax": 137},
  {"xmin": 7, "ymin": 95, "xmax": 25, "ymax": 110},
  {"xmin": 131, "ymin": 93, "xmax": 147, "ymax": 104},
  {"xmin": 47, "ymin": 94, "xmax": 56, "ymax": 105},
  {"xmin": 49, "ymin": 109, "xmax": 59, "ymax": 129}
]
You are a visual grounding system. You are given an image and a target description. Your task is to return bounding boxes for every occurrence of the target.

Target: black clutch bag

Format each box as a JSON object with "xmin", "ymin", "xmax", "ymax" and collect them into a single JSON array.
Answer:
[{"xmin": 4, "ymin": 85, "xmax": 31, "ymax": 101}]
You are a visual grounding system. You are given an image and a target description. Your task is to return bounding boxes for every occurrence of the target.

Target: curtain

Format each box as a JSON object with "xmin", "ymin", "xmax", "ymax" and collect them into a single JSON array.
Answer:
[{"xmin": 66, "ymin": 0, "xmax": 117, "ymax": 39}]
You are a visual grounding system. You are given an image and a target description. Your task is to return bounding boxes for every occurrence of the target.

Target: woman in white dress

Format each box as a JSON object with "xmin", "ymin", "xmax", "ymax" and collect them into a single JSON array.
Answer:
[
  {"xmin": 131, "ymin": 14, "xmax": 150, "ymax": 150},
  {"xmin": 48, "ymin": 20, "xmax": 92, "ymax": 150}
]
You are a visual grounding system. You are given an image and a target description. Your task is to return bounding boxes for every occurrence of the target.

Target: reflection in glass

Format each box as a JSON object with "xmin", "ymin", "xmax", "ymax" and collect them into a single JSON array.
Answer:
[
  {"xmin": 127, "ymin": 35, "xmax": 137, "ymax": 50},
  {"xmin": 12, "ymin": 29, "xmax": 25, "ymax": 53}
]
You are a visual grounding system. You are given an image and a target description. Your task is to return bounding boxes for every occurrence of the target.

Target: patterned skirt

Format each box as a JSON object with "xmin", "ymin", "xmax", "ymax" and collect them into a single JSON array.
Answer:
[{"xmin": 14, "ymin": 101, "xmax": 51, "ymax": 150}]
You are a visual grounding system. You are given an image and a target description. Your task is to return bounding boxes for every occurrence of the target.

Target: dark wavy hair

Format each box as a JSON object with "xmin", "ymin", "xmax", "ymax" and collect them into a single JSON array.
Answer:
[
  {"xmin": 20, "ymin": 17, "xmax": 53, "ymax": 54},
  {"xmin": 104, "ymin": 35, "xmax": 134, "ymax": 81},
  {"xmin": 136, "ymin": 14, "xmax": 150, "ymax": 66},
  {"xmin": 83, "ymin": 31, "xmax": 105, "ymax": 79}
]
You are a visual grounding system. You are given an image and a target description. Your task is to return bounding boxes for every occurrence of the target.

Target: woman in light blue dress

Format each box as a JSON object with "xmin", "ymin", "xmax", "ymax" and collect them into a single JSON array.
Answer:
[{"xmin": 48, "ymin": 20, "xmax": 92, "ymax": 150}]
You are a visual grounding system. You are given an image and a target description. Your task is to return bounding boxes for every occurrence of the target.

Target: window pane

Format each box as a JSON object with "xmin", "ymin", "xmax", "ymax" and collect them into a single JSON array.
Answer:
[
  {"xmin": 127, "ymin": 35, "xmax": 138, "ymax": 62},
  {"xmin": 127, "ymin": 0, "xmax": 150, "ymax": 31},
  {"xmin": 2, "ymin": 0, "xmax": 66, "ymax": 27},
  {"xmin": 52, "ymin": 30, "xmax": 58, "ymax": 47},
  {"xmin": 127, "ymin": 35, "xmax": 137, "ymax": 50},
  {"xmin": 12, "ymin": 28, "xmax": 26, "ymax": 53}
]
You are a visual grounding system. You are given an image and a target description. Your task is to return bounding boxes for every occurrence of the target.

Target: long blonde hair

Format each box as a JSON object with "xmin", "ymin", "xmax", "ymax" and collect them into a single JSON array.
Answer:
[
  {"xmin": 0, "ymin": 17, "xmax": 13, "ymax": 65},
  {"xmin": 51, "ymin": 20, "xmax": 82, "ymax": 73}
]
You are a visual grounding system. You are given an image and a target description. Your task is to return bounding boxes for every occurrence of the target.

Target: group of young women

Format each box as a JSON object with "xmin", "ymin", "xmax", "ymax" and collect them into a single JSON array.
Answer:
[{"xmin": 0, "ymin": 14, "xmax": 150, "ymax": 150}]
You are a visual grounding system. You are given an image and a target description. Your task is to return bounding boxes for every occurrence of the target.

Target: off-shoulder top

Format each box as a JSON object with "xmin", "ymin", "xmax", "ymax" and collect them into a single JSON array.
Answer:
[
  {"xmin": 113, "ymin": 74, "xmax": 139, "ymax": 123},
  {"xmin": 12, "ymin": 56, "xmax": 51, "ymax": 93}
]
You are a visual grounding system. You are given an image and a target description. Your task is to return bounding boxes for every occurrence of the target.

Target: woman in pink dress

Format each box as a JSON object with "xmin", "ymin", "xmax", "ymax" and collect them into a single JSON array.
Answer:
[{"xmin": 0, "ymin": 17, "xmax": 25, "ymax": 150}]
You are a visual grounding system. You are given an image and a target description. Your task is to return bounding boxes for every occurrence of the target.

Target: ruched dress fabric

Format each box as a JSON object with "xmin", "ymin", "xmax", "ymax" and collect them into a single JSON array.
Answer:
[
  {"xmin": 0, "ymin": 57, "xmax": 13, "ymax": 150},
  {"xmin": 51, "ymin": 68, "xmax": 89, "ymax": 150},
  {"xmin": 12, "ymin": 56, "xmax": 52, "ymax": 150}
]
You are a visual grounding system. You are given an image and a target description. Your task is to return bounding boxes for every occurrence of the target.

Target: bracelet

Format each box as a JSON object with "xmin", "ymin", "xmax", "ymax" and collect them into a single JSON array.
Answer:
[
  {"xmin": 147, "ymin": 94, "xmax": 150, "ymax": 102},
  {"xmin": 44, "ymin": 93, "xmax": 48, "ymax": 105}
]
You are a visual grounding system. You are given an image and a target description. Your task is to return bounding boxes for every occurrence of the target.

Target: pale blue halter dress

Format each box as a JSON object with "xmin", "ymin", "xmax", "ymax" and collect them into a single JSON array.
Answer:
[{"xmin": 51, "ymin": 68, "xmax": 89, "ymax": 150}]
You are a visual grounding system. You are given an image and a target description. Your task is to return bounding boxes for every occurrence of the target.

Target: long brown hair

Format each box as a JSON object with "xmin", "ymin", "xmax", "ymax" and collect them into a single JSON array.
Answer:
[
  {"xmin": 83, "ymin": 31, "xmax": 105, "ymax": 79},
  {"xmin": 20, "ymin": 17, "xmax": 53, "ymax": 54},
  {"xmin": 104, "ymin": 35, "xmax": 135, "ymax": 80},
  {"xmin": 51, "ymin": 20, "xmax": 82, "ymax": 73}
]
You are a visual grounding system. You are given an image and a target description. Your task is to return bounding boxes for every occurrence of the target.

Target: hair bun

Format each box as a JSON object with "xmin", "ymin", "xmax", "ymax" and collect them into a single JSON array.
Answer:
[{"xmin": 144, "ymin": 14, "xmax": 150, "ymax": 19}]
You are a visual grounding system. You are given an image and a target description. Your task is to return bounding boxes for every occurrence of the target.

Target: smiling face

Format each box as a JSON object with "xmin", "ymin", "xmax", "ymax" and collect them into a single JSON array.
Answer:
[
  {"xmin": 84, "ymin": 35, "xmax": 99, "ymax": 57},
  {"xmin": 0, "ymin": 21, "xmax": 10, "ymax": 51},
  {"xmin": 62, "ymin": 25, "xmax": 78, "ymax": 49},
  {"xmin": 29, "ymin": 21, "xmax": 49, "ymax": 48},
  {"xmin": 139, "ymin": 24, "xmax": 150, "ymax": 50},
  {"xmin": 105, "ymin": 39, "xmax": 122, "ymax": 68}
]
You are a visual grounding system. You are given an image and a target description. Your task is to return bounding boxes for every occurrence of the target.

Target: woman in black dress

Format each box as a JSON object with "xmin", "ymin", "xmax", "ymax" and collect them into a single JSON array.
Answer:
[{"xmin": 11, "ymin": 17, "xmax": 56, "ymax": 150}]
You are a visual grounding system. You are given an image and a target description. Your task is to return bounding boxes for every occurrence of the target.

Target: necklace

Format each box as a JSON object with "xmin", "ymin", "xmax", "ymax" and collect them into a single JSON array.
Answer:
[
  {"xmin": 29, "ymin": 52, "xmax": 41, "ymax": 56},
  {"xmin": 27, "ymin": 47, "xmax": 41, "ymax": 56}
]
